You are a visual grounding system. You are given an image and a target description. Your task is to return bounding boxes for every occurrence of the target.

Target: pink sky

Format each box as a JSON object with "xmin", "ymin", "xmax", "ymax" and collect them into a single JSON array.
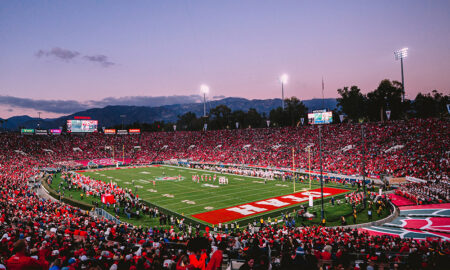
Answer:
[{"xmin": 0, "ymin": 1, "xmax": 449, "ymax": 118}]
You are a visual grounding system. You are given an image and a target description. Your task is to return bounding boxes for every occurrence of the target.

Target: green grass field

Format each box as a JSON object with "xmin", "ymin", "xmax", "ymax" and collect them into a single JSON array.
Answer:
[{"xmin": 71, "ymin": 165, "xmax": 357, "ymax": 225}]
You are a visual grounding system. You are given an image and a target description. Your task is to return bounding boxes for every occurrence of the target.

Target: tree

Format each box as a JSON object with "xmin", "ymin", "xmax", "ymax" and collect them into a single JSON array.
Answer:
[
  {"xmin": 177, "ymin": 112, "xmax": 202, "ymax": 131},
  {"xmin": 413, "ymin": 90, "xmax": 449, "ymax": 118},
  {"xmin": 246, "ymin": 108, "xmax": 263, "ymax": 128},
  {"xmin": 366, "ymin": 79, "xmax": 404, "ymax": 121},
  {"xmin": 337, "ymin": 86, "xmax": 366, "ymax": 122},
  {"xmin": 269, "ymin": 97, "xmax": 308, "ymax": 127},
  {"xmin": 269, "ymin": 107, "xmax": 287, "ymax": 127},
  {"xmin": 285, "ymin": 97, "xmax": 308, "ymax": 126},
  {"xmin": 209, "ymin": 105, "xmax": 232, "ymax": 129},
  {"xmin": 230, "ymin": 110, "xmax": 246, "ymax": 128}
]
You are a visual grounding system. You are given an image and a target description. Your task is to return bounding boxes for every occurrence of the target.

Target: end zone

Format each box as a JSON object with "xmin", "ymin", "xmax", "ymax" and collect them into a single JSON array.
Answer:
[{"xmin": 192, "ymin": 187, "xmax": 349, "ymax": 224}]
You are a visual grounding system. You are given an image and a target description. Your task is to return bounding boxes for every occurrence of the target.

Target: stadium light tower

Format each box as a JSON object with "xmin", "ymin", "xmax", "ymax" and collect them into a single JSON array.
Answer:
[
  {"xmin": 318, "ymin": 125, "xmax": 324, "ymax": 222},
  {"xmin": 279, "ymin": 74, "xmax": 288, "ymax": 110},
  {"xmin": 200, "ymin": 84, "xmax": 209, "ymax": 117},
  {"xmin": 120, "ymin": 115, "xmax": 126, "ymax": 129},
  {"xmin": 361, "ymin": 124, "xmax": 367, "ymax": 209},
  {"xmin": 394, "ymin": 47, "xmax": 408, "ymax": 102}
]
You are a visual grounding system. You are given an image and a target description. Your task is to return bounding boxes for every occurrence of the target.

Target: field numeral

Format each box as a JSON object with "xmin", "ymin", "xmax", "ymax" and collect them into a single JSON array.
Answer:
[{"xmin": 182, "ymin": 200, "xmax": 196, "ymax": 205}]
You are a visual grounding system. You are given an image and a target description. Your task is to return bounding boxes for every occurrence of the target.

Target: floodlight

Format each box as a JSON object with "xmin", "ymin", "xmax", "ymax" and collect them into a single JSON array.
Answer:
[
  {"xmin": 200, "ymin": 84, "xmax": 209, "ymax": 94},
  {"xmin": 394, "ymin": 47, "xmax": 408, "ymax": 60},
  {"xmin": 394, "ymin": 47, "xmax": 409, "ymax": 102},
  {"xmin": 280, "ymin": 74, "xmax": 288, "ymax": 84}
]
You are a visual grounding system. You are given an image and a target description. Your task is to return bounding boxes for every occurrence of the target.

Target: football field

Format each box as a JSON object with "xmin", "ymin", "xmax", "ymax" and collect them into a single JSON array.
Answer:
[{"xmin": 78, "ymin": 165, "xmax": 352, "ymax": 225}]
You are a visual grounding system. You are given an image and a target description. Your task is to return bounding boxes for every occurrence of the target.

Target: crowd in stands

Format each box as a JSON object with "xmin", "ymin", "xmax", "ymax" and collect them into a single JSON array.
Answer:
[
  {"xmin": 0, "ymin": 118, "xmax": 449, "ymax": 269},
  {"xmin": 395, "ymin": 179, "xmax": 450, "ymax": 205},
  {"xmin": 0, "ymin": 118, "xmax": 448, "ymax": 180}
]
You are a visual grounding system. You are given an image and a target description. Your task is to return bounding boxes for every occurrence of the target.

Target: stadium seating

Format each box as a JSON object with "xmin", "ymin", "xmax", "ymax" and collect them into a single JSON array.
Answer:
[{"xmin": 0, "ymin": 118, "xmax": 448, "ymax": 269}]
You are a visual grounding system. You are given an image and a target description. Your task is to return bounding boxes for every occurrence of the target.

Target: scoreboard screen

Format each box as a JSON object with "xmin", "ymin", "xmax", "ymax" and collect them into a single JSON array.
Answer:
[
  {"xmin": 308, "ymin": 111, "xmax": 333, "ymax": 125},
  {"xmin": 67, "ymin": 120, "xmax": 98, "ymax": 133}
]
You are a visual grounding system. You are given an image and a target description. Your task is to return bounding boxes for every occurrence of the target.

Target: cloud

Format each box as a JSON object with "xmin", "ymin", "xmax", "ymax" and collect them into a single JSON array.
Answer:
[
  {"xmin": 35, "ymin": 47, "xmax": 80, "ymax": 61},
  {"xmin": 0, "ymin": 96, "xmax": 90, "ymax": 114},
  {"xmin": 84, "ymin": 54, "xmax": 115, "ymax": 67},
  {"xmin": 36, "ymin": 47, "xmax": 115, "ymax": 67},
  {"xmin": 90, "ymin": 95, "xmax": 203, "ymax": 108},
  {"xmin": 0, "ymin": 95, "xmax": 208, "ymax": 114}
]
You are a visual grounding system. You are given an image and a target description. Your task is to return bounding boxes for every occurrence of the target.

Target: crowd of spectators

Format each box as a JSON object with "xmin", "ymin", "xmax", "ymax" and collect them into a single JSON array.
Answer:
[
  {"xmin": 0, "ymin": 118, "xmax": 449, "ymax": 269},
  {"xmin": 395, "ymin": 180, "xmax": 450, "ymax": 205},
  {"xmin": 1, "ymin": 118, "xmax": 448, "ymax": 180}
]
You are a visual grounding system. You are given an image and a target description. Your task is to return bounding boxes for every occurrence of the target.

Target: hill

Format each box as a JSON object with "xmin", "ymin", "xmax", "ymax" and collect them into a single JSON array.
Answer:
[{"xmin": 6, "ymin": 97, "xmax": 337, "ymax": 130}]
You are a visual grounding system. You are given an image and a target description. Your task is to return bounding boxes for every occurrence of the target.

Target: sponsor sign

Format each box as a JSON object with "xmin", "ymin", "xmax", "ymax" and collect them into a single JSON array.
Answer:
[
  {"xmin": 104, "ymin": 129, "xmax": 116, "ymax": 134},
  {"xmin": 406, "ymin": 176, "xmax": 427, "ymax": 183},
  {"xmin": 50, "ymin": 129, "xmax": 61, "ymax": 135},
  {"xmin": 74, "ymin": 116, "xmax": 91, "ymax": 119},
  {"xmin": 389, "ymin": 177, "xmax": 406, "ymax": 185},
  {"xmin": 129, "ymin": 129, "xmax": 140, "ymax": 134},
  {"xmin": 117, "ymin": 130, "xmax": 128, "ymax": 135},
  {"xmin": 21, "ymin": 129, "xmax": 34, "ymax": 135},
  {"xmin": 192, "ymin": 187, "xmax": 349, "ymax": 224},
  {"xmin": 35, "ymin": 129, "xmax": 48, "ymax": 135}
]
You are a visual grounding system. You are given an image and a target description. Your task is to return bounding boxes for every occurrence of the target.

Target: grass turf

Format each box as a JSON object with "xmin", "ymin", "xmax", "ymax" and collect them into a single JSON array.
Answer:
[{"xmin": 51, "ymin": 165, "xmax": 387, "ymax": 227}]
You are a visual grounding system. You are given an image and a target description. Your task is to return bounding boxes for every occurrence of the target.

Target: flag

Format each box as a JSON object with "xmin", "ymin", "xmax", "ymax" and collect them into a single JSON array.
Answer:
[
  {"xmin": 321, "ymin": 77, "xmax": 325, "ymax": 109},
  {"xmin": 386, "ymin": 110, "xmax": 391, "ymax": 120}
]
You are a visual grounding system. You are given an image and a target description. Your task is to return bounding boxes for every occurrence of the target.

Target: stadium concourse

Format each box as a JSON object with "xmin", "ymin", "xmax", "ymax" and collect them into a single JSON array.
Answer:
[{"xmin": 0, "ymin": 118, "xmax": 448, "ymax": 269}]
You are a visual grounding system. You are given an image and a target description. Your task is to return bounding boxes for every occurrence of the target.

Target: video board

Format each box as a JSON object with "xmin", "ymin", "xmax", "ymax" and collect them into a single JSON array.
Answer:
[
  {"xmin": 67, "ymin": 120, "xmax": 98, "ymax": 133},
  {"xmin": 308, "ymin": 111, "xmax": 333, "ymax": 125}
]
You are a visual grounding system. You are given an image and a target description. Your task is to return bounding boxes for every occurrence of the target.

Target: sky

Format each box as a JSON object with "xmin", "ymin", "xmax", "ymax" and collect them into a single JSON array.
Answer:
[{"xmin": 0, "ymin": 0, "xmax": 449, "ymax": 118}]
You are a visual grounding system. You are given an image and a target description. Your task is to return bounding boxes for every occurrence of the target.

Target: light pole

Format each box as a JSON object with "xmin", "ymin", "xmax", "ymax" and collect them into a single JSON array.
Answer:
[
  {"xmin": 361, "ymin": 124, "xmax": 367, "ymax": 208},
  {"xmin": 305, "ymin": 145, "xmax": 312, "ymax": 190},
  {"xmin": 394, "ymin": 48, "xmax": 408, "ymax": 102},
  {"xmin": 120, "ymin": 115, "xmax": 126, "ymax": 130},
  {"xmin": 318, "ymin": 125, "xmax": 324, "ymax": 221},
  {"xmin": 279, "ymin": 74, "xmax": 288, "ymax": 110},
  {"xmin": 37, "ymin": 112, "xmax": 41, "ymax": 129},
  {"xmin": 200, "ymin": 84, "xmax": 209, "ymax": 118}
]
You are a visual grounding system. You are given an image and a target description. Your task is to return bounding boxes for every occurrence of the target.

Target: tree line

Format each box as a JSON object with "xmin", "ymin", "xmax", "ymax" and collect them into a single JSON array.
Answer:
[
  {"xmin": 116, "ymin": 79, "xmax": 448, "ymax": 131},
  {"xmin": 337, "ymin": 79, "xmax": 448, "ymax": 122}
]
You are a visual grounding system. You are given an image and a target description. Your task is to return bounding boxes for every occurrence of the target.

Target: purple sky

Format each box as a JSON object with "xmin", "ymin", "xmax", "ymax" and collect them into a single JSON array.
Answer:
[{"xmin": 0, "ymin": 1, "xmax": 449, "ymax": 118}]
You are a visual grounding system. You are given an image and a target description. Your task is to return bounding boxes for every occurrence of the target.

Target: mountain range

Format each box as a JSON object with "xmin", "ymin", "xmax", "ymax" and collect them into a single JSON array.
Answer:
[{"xmin": 0, "ymin": 97, "xmax": 337, "ymax": 130}]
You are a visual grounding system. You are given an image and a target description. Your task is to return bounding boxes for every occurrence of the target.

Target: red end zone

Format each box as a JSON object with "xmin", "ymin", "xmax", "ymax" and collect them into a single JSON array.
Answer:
[{"xmin": 192, "ymin": 187, "xmax": 349, "ymax": 224}]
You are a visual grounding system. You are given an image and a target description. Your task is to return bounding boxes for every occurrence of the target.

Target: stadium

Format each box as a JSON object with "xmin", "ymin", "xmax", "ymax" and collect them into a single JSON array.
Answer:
[
  {"xmin": 1, "ymin": 115, "xmax": 448, "ymax": 269},
  {"xmin": 1, "ymin": 2, "xmax": 450, "ymax": 270}
]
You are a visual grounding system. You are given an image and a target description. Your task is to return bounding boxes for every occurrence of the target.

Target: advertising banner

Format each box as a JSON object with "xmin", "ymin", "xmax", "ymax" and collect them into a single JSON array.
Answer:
[
  {"xmin": 21, "ymin": 129, "xmax": 34, "ymax": 135},
  {"xmin": 129, "ymin": 129, "xmax": 141, "ymax": 134}
]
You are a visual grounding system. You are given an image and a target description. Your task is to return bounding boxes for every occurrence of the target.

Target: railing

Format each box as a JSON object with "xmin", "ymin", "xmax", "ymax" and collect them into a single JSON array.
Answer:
[{"xmin": 94, "ymin": 207, "xmax": 121, "ymax": 224}]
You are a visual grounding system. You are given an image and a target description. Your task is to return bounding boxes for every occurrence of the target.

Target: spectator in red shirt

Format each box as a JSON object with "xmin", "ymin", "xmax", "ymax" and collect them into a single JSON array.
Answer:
[{"xmin": 6, "ymin": 240, "xmax": 47, "ymax": 270}]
